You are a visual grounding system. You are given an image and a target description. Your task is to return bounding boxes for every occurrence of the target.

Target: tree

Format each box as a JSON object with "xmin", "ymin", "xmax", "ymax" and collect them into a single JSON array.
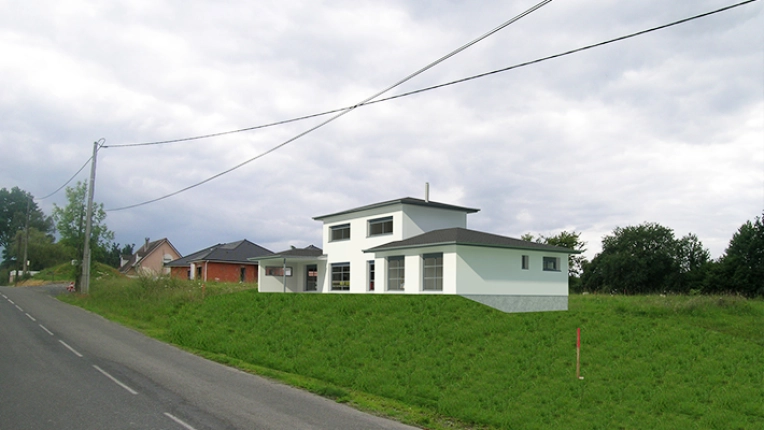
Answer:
[
  {"xmin": 673, "ymin": 233, "xmax": 711, "ymax": 293},
  {"xmin": 3, "ymin": 228, "xmax": 72, "ymax": 271},
  {"xmin": 51, "ymin": 181, "xmax": 114, "ymax": 286},
  {"xmin": 582, "ymin": 222, "xmax": 678, "ymax": 294},
  {"xmin": 104, "ymin": 242, "xmax": 135, "ymax": 268},
  {"xmin": 0, "ymin": 187, "xmax": 53, "ymax": 265},
  {"xmin": 712, "ymin": 214, "xmax": 764, "ymax": 297}
]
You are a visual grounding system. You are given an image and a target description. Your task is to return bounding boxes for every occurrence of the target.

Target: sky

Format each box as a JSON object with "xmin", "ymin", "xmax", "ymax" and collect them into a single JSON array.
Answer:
[{"xmin": 1, "ymin": 0, "xmax": 762, "ymax": 261}]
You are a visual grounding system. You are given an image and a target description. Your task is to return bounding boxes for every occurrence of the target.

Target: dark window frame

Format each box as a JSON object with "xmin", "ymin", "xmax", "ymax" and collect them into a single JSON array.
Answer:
[
  {"xmin": 368, "ymin": 216, "xmax": 393, "ymax": 237},
  {"xmin": 422, "ymin": 253, "xmax": 443, "ymax": 291},
  {"xmin": 330, "ymin": 224, "xmax": 351, "ymax": 242},
  {"xmin": 331, "ymin": 262, "xmax": 351, "ymax": 291},
  {"xmin": 387, "ymin": 256, "xmax": 405, "ymax": 291}
]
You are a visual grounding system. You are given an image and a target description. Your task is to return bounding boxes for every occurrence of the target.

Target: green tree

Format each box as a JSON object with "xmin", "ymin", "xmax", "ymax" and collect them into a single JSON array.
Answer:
[
  {"xmin": 104, "ymin": 242, "xmax": 135, "ymax": 268},
  {"xmin": 0, "ymin": 187, "xmax": 53, "ymax": 266},
  {"xmin": 582, "ymin": 222, "xmax": 678, "ymax": 294},
  {"xmin": 673, "ymin": 233, "xmax": 711, "ymax": 293},
  {"xmin": 711, "ymin": 214, "xmax": 764, "ymax": 297},
  {"xmin": 51, "ymin": 181, "xmax": 114, "ymax": 286},
  {"xmin": 4, "ymin": 228, "xmax": 72, "ymax": 271}
]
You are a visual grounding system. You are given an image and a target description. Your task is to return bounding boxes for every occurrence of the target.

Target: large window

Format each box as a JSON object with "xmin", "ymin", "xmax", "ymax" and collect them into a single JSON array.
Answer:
[
  {"xmin": 368, "ymin": 216, "xmax": 393, "ymax": 236},
  {"xmin": 522, "ymin": 255, "xmax": 529, "ymax": 270},
  {"xmin": 543, "ymin": 256, "xmax": 560, "ymax": 272},
  {"xmin": 331, "ymin": 262, "xmax": 350, "ymax": 290},
  {"xmin": 387, "ymin": 256, "xmax": 405, "ymax": 291},
  {"xmin": 330, "ymin": 224, "xmax": 351, "ymax": 242},
  {"xmin": 265, "ymin": 266, "xmax": 292, "ymax": 276},
  {"xmin": 423, "ymin": 253, "xmax": 443, "ymax": 291}
]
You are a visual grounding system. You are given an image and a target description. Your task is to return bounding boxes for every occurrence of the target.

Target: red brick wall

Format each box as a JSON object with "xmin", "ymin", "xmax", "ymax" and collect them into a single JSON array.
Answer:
[
  {"xmin": 201, "ymin": 262, "xmax": 258, "ymax": 283},
  {"xmin": 169, "ymin": 262, "xmax": 258, "ymax": 283}
]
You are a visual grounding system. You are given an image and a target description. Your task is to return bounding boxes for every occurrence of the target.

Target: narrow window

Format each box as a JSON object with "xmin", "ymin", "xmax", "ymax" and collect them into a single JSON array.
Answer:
[
  {"xmin": 368, "ymin": 216, "xmax": 393, "ymax": 237},
  {"xmin": 423, "ymin": 253, "xmax": 443, "ymax": 291},
  {"xmin": 368, "ymin": 260, "xmax": 375, "ymax": 291},
  {"xmin": 543, "ymin": 256, "xmax": 560, "ymax": 272},
  {"xmin": 522, "ymin": 255, "xmax": 529, "ymax": 270},
  {"xmin": 240, "ymin": 267, "xmax": 246, "ymax": 282},
  {"xmin": 387, "ymin": 256, "xmax": 405, "ymax": 291},
  {"xmin": 306, "ymin": 265, "xmax": 318, "ymax": 291},
  {"xmin": 331, "ymin": 263, "xmax": 350, "ymax": 291},
  {"xmin": 330, "ymin": 224, "xmax": 351, "ymax": 242}
]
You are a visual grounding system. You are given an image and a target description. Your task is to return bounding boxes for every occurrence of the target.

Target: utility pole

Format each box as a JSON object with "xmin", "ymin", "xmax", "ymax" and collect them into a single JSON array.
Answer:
[
  {"xmin": 81, "ymin": 139, "xmax": 103, "ymax": 295},
  {"xmin": 22, "ymin": 197, "xmax": 30, "ymax": 275}
]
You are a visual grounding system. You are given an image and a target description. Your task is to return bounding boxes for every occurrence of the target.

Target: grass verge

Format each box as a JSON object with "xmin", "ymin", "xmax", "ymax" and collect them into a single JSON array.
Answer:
[{"xmin": 59, "ymin": 279, "xmax": 764, "ymax": 429}]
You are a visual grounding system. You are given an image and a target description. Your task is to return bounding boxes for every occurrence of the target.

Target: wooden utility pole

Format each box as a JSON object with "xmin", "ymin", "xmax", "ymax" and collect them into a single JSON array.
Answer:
[{"xmin": 81, "ymin": 139, "xmax": 103, "ymax": 295}]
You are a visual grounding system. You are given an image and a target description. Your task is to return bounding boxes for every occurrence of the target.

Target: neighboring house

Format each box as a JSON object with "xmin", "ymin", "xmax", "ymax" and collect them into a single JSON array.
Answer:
[
  {"xmin": 119, "ymin": 238, "xmax": 181, "ymax": 277},
  {"xmin": 166, "ymin": 239, "xmax": 273, "ymax": 283},
  {"xmin": 253, "ymin": 196, "xmax": 578, "ymax": 313}
]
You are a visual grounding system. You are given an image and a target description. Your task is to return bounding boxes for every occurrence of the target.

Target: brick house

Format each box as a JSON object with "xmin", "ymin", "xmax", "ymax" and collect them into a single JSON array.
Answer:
[{"xmin": 166, "ymin": 239, "xmax": 273, "ymax": 283}]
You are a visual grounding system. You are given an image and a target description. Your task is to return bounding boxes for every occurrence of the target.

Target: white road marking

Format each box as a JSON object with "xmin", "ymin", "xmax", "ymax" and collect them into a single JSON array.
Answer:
[
  {"xmin": 58, "ymin": 340, "xmax": 83, "ymax": 357},
  {"xmin": 39, "ymin": 324, "xmax": 54, "ymax": 335},
  {"xmin": 93, "ymin": 365, "xmax": 138, "ymax": 395},
  {"xmin": 164, "ymin": 413, "xmax": 198, "ymax": 430},
  {"xmin": 15, "ymin": 304, "xmax": 23, "ymax": 312},
  {"xmin": 25, "ymin": 313, "xmax": 36, "ymax": 321},
  {"xmin": 1, "ymin": 294, "xmax": 6, "ymax": 298},
  {"xmin": 8, "ymin": 299, "xmax": 14, "ymax": 304}
]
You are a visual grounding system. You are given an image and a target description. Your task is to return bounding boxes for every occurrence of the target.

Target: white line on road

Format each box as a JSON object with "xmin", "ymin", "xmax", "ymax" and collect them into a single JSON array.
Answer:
[
  {"xmin": 164, "ymin": 413, "xmax": 198, "ymax": 430},
  {"xmin": 15, "ymin": 304, "xmax": 23, "ymax": 312},
  {"xmin": 25, "ymin": 313, "xmax": 36, "ymax": 321},
  {"xmin": 39, "ymin": 324, "xmax": 54, "ymax": 335},
  {"xmin": 7, "ymin": 299, "xmax": 13, "ymax": 304},
  {"xmin": 93, "ymin": 365, "xmax": 138, "ymax": 395},
  {"xmin": 58, "ymin": 340, "xmax": 83, "ymax": 357},
  {"xmin": 1, "ymin": 294, "xmax": 6, "ymax": 298}
]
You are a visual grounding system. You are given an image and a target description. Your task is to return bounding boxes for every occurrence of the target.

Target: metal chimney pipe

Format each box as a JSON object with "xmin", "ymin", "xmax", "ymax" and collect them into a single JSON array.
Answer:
[{"xmin": 425, "ymin": 182, "xmax": 430, "ymax": 202}]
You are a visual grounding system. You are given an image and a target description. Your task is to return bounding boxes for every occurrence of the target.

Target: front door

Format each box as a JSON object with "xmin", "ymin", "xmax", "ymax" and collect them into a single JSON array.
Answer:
[{"xmin": 306, "ymin": 265, "xmax": 318, "ymax": 291}]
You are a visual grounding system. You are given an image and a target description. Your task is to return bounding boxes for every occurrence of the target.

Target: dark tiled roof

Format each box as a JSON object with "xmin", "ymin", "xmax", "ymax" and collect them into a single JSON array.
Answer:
[
  {"xmin": 119, "ymin": 238, "xmax": 177, "ymax": 273},
  {"xmin": 313, "ymin": 197, "xmax": 479, "ymax": 220},
  {"xmin": 365, "ymin": 228, "xmax": 579, "ymax": 254},
  {"xmin": 165, "ymin": 240, "xmax": 273, "ymax": 267},
  {"xmin": 249, "ymin": 245, "xmax": 323, "ymax": 260}
]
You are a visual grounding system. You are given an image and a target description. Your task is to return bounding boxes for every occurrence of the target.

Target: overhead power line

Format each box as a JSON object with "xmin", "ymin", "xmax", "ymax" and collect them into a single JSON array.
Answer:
[
  {"xmin": 104, "ymin": 0, "xmax": 758, "ymax": 150},
  {"xmin": 36, "ymin": 155, "xmax": 93, "ymax": 200},
  {"xmin": 105, "ymin": 0, "xmax": 553, "ymax": 211},
  {"xmin": 106, "ymin": 0, "xmax": 757, "ymax": 211}
]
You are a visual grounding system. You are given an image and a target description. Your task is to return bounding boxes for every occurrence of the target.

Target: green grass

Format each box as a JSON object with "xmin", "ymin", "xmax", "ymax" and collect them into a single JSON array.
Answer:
[{"xmin": 60, "ymin": 279, "xmax": 764, "ymax": 429}]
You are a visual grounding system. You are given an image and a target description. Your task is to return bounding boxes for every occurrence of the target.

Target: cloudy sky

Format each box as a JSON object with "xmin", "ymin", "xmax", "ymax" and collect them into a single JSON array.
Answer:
[{"xmin": 1, "ymin": 0, "xmax": 762, "ymax": 260}]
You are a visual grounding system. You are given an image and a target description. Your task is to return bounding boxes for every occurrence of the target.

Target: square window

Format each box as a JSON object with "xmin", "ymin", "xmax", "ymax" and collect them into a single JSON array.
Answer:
[
  {"xmin": 330, "ymin": 224, "xmax": 351, "ymax": 242},
  {"xmin": 543, "ymin": 256, "xmax": 560, "ymax": 272},
  {"xmin": 368, "ymin": 217, "xmax": 393, "ymax": 236},
  {"xmin": 331, "ymin": 262, "xmax": 350, "ymax": 290}
]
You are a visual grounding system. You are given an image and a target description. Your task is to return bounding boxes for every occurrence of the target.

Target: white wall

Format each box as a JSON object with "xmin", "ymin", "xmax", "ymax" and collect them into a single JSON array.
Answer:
[
  {"xmin": 455, "ymin": 246, "xmax": 569, "ymax": 296},
  {"xmin": 258, "ymin": 260, "xmax": 325, "ymax": 293},
  {"xmin": 401, "ymin": 205, "xmax": 468, "ymax": 238}
]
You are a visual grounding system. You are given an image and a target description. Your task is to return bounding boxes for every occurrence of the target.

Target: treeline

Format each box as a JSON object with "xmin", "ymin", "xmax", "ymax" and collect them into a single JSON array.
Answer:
[
  {"xmin": 529, "ymin": 213, "xmax": 763, "ymax": 297},
  {"xmin": 0, "ymin": 185, "xmax": 133, "ymax": 284}
]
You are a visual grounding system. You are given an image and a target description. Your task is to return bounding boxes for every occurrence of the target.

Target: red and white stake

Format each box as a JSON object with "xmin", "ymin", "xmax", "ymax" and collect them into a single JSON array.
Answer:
[{"xmin": 576, "ymin": 327, "xmax": 583, "ymax": 380}]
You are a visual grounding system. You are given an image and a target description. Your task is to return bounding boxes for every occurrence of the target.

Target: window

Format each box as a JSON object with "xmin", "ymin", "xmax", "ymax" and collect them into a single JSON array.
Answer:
[
  {"xmin": 330, "ymin": 224, "xmax": 351, "ymax": 242},
  {"xmin": 331, "ymin": 263, "xmax": 350, "ymax": 291},
  {"xmin": 423, "ymin": 253, "xmax": 443, "ymax": 291},
  {"xmin": 368, "ymin": 260, "xmax": 375, "ymax": 291},
  {"xmin": 387, "ymin": 256, "xmax": 405, "ymax": 291},
  {"xmin": 522, "ymin": 255, "xmax": 529, "ymax": 270},
  {"xmin": 265, "ymin": 266, "xmax": 292, "ymax": 276},
  {"xmin": 543, "ymin": 257, "xmax": 560, "ymax": 272},
  {"xmin": 368, "ymin": 216, "xmax": 393, "ymax": 236}
]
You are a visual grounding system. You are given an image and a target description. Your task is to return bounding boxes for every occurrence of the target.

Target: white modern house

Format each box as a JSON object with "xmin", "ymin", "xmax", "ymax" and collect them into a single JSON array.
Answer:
[{"xmin": 253, "ymin": 196, "xmax": 577, "ymax": 313}]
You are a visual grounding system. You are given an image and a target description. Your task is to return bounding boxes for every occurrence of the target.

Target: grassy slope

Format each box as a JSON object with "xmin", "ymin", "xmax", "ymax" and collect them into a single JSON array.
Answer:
[{"xmin": 60, "ymin": 279, "xmax": 764, "ymax": 429}]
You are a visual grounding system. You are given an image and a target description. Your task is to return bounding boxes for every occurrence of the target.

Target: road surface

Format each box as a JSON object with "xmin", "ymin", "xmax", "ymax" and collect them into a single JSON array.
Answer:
[{"xmin": 0, "ymin": 285, "xmax": 418, "ymax": 430}]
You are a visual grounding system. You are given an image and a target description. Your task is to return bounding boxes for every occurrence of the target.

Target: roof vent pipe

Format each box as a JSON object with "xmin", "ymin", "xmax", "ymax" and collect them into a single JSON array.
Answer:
[{"xmin": 425, "ymin": 182, "xmax": 430, "ymax": 202}]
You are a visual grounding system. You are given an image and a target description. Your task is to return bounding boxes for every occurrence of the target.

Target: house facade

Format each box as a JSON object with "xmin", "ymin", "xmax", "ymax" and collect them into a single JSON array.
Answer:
[
  {"xmin": 119, "ymin": 238, "xmax": 181, "ymax": 277},
  {"xmin": 166, "ymin": 239, "xmax": 273, "ymax": 283},
  {"xmin": 254, "ymin": 197, "xmax": 577, "ymax": 313}
]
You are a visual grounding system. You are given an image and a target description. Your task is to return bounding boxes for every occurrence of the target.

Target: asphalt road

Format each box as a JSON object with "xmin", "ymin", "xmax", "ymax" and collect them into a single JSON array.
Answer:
[{"xmin": 0, "ymin": 285, "xmax": 419, "ymax": 430}]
